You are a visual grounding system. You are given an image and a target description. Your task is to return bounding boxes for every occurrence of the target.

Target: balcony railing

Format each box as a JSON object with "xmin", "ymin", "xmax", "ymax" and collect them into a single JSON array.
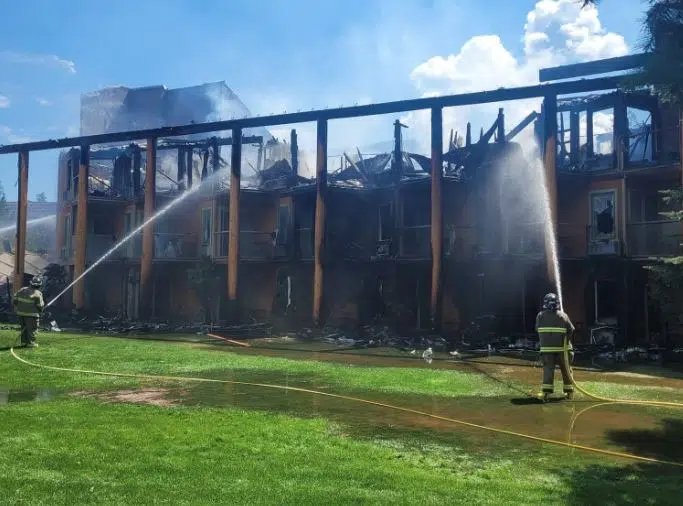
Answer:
[
  {"xmin": 212, "ymin": 230, "xmax": 289, "ymax": 260},
  {"xmin": 241, "ymin": 231, "xmax": 275, "ymax": 260},
  {"xmin": 87, "ymin": 234, "xmax": 124, "ymax": 263},
  {"xmin": 627, "ymin": 221, "xmax": 682, "ymax": 257},
  {"xmin": 400, "ymin": 225, "xmax": 431, "ymax": 259},
  {"xmin": 154, "ymin": 233, "xmax": 198, "ymax": 260}
]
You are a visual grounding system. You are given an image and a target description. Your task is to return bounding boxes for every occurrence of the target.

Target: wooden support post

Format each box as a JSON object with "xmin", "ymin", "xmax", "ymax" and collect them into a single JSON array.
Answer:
[
  {"xmin": 430, "ymin": 107, "xmax": 444, "ymax": 332},
  {"xmin": 140, "ymin": 138, "xmax": 156, "ymax": 319},
  {"xmin": 290, "ymin": 129, "xmax": 298, "ymax": 177},
  {"xmin": 542, "ymin": 95, "xmax": 559, "ymax": 292},
  {"xmin": 13, "ymin": 152, "xmax": 29, "ymax": 293},
  {"xmin": 569, "ymin": 110, "xmax": 580, "ymax": 165},
  {"xmin": 586, "ymin": 110, "xmax": 594, "ymax": 158},
  {"xmin": 496, "ymin": 108, "xmax": 505, "ymax": 143},
  {"xmin": 614, "ymin": 92, "xmax": 629, "ymax": 170},
  {"xmin": 72, "ymin": 146, "xmax": 89, "ymax": 309},
  {"xmin": 227, "ymin": 128, "xmax": 242, "ymax": 320},
  {"xmin": 312, "ymin": 119, "xmax": 328, "ymax": 326}
]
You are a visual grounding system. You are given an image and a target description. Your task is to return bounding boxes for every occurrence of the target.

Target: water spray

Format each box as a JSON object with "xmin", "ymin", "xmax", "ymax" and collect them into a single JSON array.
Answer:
[
  {"xmin": 533, "ymin": 155, "xmax": 564, "ymax": 310},
  {"xmin": 0, "ymin": 214, "xmax": 57, "ymax": 235},
  {"xmin": 46, "ymin": 172, "xmax": 222, "ymax": 308}
]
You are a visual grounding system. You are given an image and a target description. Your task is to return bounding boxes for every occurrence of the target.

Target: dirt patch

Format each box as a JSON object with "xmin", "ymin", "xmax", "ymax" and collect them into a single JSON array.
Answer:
[{"xmin": 71, "ymin": 388, "xmax": 180, "ymax": 407}]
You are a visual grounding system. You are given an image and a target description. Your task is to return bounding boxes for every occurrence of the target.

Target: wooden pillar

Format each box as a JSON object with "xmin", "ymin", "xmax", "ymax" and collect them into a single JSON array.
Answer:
[
  {"xmin": 140, "ymin": 138, "xmax": 156, "ymax": 318},
  {"xmin": 312, "ymin": 119, "xmax": 328, "ymax": 325},
  {"xmin": 227, "ymin": 128, "xmax": 242, "ymax": 319},
  {"xmin": 430, "ymin": 107, "xmax": 444, "ymax": 331},
  {"xmin": 72, "ymin": 147, "xmax": 89, "ymax": 309},
  {"xmin": 586, "ymin": 109, "xmax": 594, "ymax": 157},
  {"xmin": 496, "ymin": 108, "xmax": 505, "ymax": 143},
  {"xmin": 614, "ymin": 92, "xmax": 629, "ymax": 170},
  {"xmin": 12, "ymin": 151, "xmax": 29, "ymax": 292},
  {"xmin": 569, "ymin": 110, "xmax": 580, "ymax": 165},
  {"xmin": 542, "ymin": 95, "xmax": 559, "ymax": 290}
]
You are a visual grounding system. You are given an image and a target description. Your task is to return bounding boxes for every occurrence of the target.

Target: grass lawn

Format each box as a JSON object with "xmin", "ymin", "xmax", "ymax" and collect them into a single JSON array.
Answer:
[{"xmin": 1, "ymin": 331, "xmax": 683, "ymax": 505}]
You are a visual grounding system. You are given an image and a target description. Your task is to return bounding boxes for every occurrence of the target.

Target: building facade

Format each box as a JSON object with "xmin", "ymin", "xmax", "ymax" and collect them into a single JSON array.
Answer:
[{"xmin": 54, "ymin": 67, "xmax": 682, "ymax": 345}]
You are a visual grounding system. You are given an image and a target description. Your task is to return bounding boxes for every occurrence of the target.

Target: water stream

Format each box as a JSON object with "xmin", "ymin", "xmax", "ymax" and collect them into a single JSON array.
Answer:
[
  {"xmin": 533, "ymin": 155, "xmax": 564, "ymax": 310},
  {"xmin": 47, "ymin": 172, "xmax": 221, "ymax": 308},
  {"xmin": 0, "ymin": 214, "xmax": 57, "ymax": 235}
]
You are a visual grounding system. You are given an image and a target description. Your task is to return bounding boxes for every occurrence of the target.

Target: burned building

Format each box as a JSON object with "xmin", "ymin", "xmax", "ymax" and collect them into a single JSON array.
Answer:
[{"xmin": 0, "ymin": 55, "xmax": 675, "ymax": 345}]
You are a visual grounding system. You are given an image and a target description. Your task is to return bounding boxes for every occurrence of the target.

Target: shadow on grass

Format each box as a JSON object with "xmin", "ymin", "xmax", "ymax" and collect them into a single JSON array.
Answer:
[
  {"xmin": 606, "ymin": 418, "xmax": 683, "ymax": 463},
  {"xmin": 559, "ymin": 419, "xmax": 683, "ymax": 505},
  {"xmin": 562, "ymin": 462, "xmax": 682, "ymax": 505}
]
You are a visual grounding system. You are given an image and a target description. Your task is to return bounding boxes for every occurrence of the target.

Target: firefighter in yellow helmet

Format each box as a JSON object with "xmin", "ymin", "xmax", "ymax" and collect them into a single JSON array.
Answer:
[
  {"xmin": 535, "ymin": 293, "xmax": 574, "ymax": 402},
  {"xmin": 13, "ymin": 276, "xmax": 45, "ymax": 348}
]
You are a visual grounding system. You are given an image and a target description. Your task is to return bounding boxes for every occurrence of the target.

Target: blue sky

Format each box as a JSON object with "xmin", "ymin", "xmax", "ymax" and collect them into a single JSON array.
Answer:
[{"xmin": 0, "ymin": 0, "xmax": 645, "ymax": 200}]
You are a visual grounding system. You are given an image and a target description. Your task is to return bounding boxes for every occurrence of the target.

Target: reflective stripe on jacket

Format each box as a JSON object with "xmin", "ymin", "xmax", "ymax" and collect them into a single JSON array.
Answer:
[
  {"xmin": 535, "ymin": 309, "xmax": 575, "ymax": 352},
  {"xmin": 13, "ymin": 286, "xmax": 45, "ymax": 317}
]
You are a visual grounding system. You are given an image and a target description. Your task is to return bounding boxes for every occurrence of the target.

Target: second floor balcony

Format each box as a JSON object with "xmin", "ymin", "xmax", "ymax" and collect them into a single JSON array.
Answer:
[
  {"xmin": 627, "ymin": 221, "xmax": 681, "ymax": 258},
  {"xmin": 154, "ymin": 233, "xmax": 198, "ymax": 260}
]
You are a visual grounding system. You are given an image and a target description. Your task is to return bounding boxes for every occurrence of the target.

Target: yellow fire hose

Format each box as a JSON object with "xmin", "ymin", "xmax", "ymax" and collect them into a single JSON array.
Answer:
[
  {"xmin": 563, "ymin": 346, "xmax": 683, "ymax": 409},
  {"xmin": 8, "ymin": 348, "xmax": 683, "ymax": 468}
]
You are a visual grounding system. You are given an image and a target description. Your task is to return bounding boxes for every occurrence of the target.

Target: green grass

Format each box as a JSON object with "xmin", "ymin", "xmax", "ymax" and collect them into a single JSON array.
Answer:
[{"xmin": 2, "ymin": 331, "xmax": 683, "ymax": 504}]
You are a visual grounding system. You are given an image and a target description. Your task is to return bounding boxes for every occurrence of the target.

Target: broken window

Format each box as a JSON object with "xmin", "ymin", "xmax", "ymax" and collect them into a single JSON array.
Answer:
[{"xmin": 590, "ymin": 190, "xmax": 616, "ymax": 239}]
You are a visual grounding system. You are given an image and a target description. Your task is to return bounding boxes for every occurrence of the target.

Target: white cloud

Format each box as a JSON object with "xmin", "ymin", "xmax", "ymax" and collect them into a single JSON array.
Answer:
[
  {"xmin": 0, "ymin": 50, "xmax": 76, "ymax": 74},
  {"xmin": 0, "ymin": 125, "xmax": 34, "ymax": 144},
  {"xmin": 0, "ymin": 95, "xmax": 9, "ymax": 108},
  {"xmin": 36, "ymin": 98, "xmax": 52, "ymax": 107},
  {"xmin": 400, "ymin": 0, "xmax": 629, "ymax": 154}
]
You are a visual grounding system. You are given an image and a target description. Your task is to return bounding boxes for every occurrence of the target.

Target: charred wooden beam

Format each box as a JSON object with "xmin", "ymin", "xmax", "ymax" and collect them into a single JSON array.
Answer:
[
  {"xmin": 211, "ymin": 137, "xmax": 220, "ymax": 173},
  {"xmin": 542, "ymin": 95, "xmax": 559, "ymax": 290},
  {"xmin": 430, "ymin": 107, "xmax": 444, "ymax": 332},
  {"xmin": 496, "ymin": 108, "xmax": 505, "ymax": 143},
  {"xmin": 186, "ymin": 148, "xmax": 193, "ymax": 188},
  {"xmin": 12, "ymin": 151, "xmax": 28, "ymax": 292},
  {"xmin": 140, "ymin": 138, "xmax": 156, "ymax": 319},
  {"xmin": 586, "ymin": 110, "xmax": 594, "ymax": 157},
  {"xmin": 291, "ymin": 129, "xmax": 298, "ymax": 177},
  {"xmin": 177, "ymin": 147, "xmax": 186, "ymax": 184},
  {"xmin": 227, "ymin": 128, "xmax": 242, "ymax": 320},
  {"xmin": 312, "ymin": 119, "xmax": 328, "ymax": 326},
  {"xmin": 466, "ymin": 123, "xmax": 472, "ymax": 146},
  {"xmin": 614, "ymin": 92, "xmax": 629, "ymax": 169},
  {"xmin": 539, "ymin": 54, "xmax": 647, "ymax": 82},
  {"xmin": 570, "ymin": 111, "xmax": 580, "ymax": 165},
  {"xmin": 505, "ymin": 112, "xmax": 538, "ymax": 142},
  {"xmin": 0, "ymin": 76, "xmax": 623, "ymax": 155},
  {"xmin": 72, "ymin": 146, "xmax": 89, "ymax": 309},
  {"xmin": 201, "ymin": 148, "xmax": 209, "ymax": 180},
  {"xmin": 131, "ymin": 145, "xmax": 141, "ymax": 196}
]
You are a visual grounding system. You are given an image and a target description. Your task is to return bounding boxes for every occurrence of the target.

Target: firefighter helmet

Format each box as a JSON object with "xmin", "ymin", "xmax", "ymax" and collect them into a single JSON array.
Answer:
[{"xmin": 543, "ymin": 293, "xmax": 559, "ymax": 311}]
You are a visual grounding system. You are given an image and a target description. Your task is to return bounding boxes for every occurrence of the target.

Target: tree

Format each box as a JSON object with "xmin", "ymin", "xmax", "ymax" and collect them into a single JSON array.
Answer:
[
  {"xmin": 35, "ymin": 192, "xmax": 47, "ymax": 203},
  {"xmin": 645, "ymin": 189, "xmax": 683, "ymax": 340},
  {"xmin": 187, "ymin": 256, "xmax": 222, "ymax": 323}
]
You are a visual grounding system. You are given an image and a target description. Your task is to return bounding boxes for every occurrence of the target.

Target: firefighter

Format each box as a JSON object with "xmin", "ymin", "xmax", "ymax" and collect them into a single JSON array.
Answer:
[
  {"xmin": 535, "ymin": 293, "xmax": 574, "ymax": 402},
  {"xmin": 13, "ymin": 276, "xmax": 45, "ymax": 348}
]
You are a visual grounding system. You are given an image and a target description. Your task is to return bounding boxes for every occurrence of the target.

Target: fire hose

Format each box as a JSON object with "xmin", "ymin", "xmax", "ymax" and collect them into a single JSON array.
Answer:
[{"xmin": 8, "ymin": 347, "xmax": 683, "ymax": 468}]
